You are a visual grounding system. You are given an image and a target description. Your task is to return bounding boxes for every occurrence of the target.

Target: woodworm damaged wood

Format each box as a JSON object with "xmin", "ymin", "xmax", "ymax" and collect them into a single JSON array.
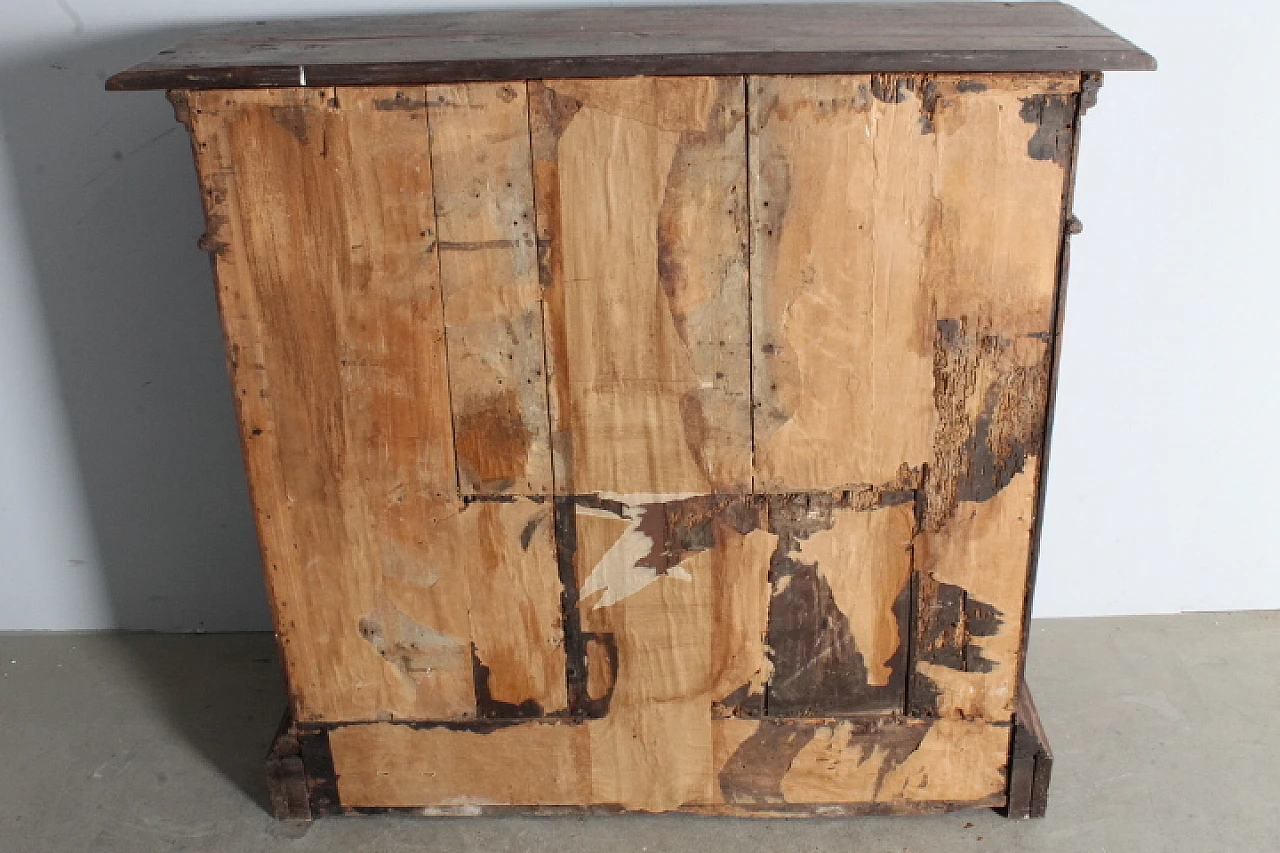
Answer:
[
  {"xmin": 1020, "ymin": 93, "xmax": 1077, "ymax": 167},
  {"xmin": 924, "ymin": 318, "xmax": 1050, "ymax": 532}
]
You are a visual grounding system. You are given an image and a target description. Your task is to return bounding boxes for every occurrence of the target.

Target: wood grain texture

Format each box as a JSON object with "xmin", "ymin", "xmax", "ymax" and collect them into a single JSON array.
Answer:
[
  {"xmin": 330, "ymin": 721, "xmax": 591, "ymax": 808},
  {"xmin": 325, "ymin": 716, "xmax": 1010, "ymax": 812},
  {"xmin": 183, "ymin": 88, "xmax": 564, "ymax": 722},
  {"xmin": 750, "ymin": 74, "xmax": 937, "ymax": 492},
  {"xmin": 107, "ymin": 3, "xmax": 1155, "ymax": 91},
  {"xmin": 750, "ymin": 73, "xmax": 1071, "ymax": 494},
  {"xmin": 747, "ymin": 74, "xmax": 1069, "ymax": 722},
  {"xmin": 571, "ymin": 495, "xmax": 776, "ymax": 727},
  {"xmin": 425, "ymin": 81, "xmax": 552, "ymax": 495},
  {"xmin": 531, "ymin": 77, "xmax": 753, "ymax": 495}
]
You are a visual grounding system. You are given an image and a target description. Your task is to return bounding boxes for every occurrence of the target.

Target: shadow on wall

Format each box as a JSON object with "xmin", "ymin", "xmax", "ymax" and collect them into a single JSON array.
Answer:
[
  {"xmin": 0, "ymin": 30, "xmax": 271, "ymax": 631},
  {"xmin": 0, "ymin": 30, "xmax": 281, "ymax": 808}
]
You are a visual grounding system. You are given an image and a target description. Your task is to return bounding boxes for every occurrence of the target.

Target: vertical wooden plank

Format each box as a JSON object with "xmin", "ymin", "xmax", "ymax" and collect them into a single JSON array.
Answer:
[
  {"xmin": 530, "ymin": 77, "xmax": 752, "ymax": 496},
  {"xmin": 572, "ymin": 495, "xmax": 775, "ymax": 810},
  {"xmin": 425, "ymin": 82, "xmax": 553, "ymax": 495},
  {"xmin": 749, "ymin": 74, "xmax": 938, "ymax": 492},
  {"xmin": 185, "ymin": 87, "xmax": 465, "ymax": 721},
  {"xmin": 909, "ymin": 76, "xmax": 1077, "ymax": 722},
  {"xmin": 184, "ymin": 87, "xmax": 566, "ymax": 721},
  {"xmin": 463, "ymin": 498, "xmax": 568, "ymax": 717}
]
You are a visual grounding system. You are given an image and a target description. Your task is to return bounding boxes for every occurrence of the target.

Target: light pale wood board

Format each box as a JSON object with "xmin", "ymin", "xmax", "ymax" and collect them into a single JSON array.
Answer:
[
  {"xmin": 913, "ymin": 466, "xmax": 1040, "ymax": 722},
  {"xmin": 328, "ymin": 716, "xmax": 1010, "ymax": 811},
  {"xmin": 750, "ymin": 75, "xmax": 937, "ymax": 492},
  {"xmin": 183, "ymin": 88, "xmax": 565, "ymax": 721},
  {"xmin": 425, "ymin": 81, "xmax": 553, "ymax": 495},
  {"xmin": 749, "ymin": 74, "xmax": 1073, "ymax": 494},
  {"xmin": 530, "ymin": 77, "xmax": 753, "ymax": 495},
  {"xmin": 572, "ymin": 496, "xmax": 775, "ymax": 810}
]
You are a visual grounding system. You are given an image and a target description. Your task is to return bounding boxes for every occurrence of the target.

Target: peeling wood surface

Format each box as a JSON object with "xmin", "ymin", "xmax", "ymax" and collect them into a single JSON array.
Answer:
[
  {"xmin": 766, "ymin": 493, "xmax": 915, "ymax": 716},
  {"xmin": 426, "ymin": 81, "xmax": 552, "ymax": 495},
  {"xmin": 912, "ymin": 468, "xmax": 1040, "ymax": 721},
  {"xmin": 561, "ymin": 492, "xmax": 920, "ymax": 723},
  {"xmin": 326, "ymin": 716, "xmax": 1009, "ymax": 812},
  {"xmin": 531, "ymin": 77, "xmax": 753, "ymax": 495},
  {"xmin": 570, "ymin": 495, "xmax": 776, "ymax": 722},
  {"xmin": 184, "ymin": 89, "xmax": 563, "ymax": 722}
]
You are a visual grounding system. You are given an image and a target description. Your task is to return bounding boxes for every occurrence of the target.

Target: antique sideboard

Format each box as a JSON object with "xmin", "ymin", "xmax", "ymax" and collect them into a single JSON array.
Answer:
[{"xmin": 108, "ymin": 2, "xmax": 1153, "ymax": 820}]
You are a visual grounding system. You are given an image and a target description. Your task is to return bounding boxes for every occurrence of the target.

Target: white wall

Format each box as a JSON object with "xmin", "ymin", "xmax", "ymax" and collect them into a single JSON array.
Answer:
[{"xmin": 0, "ymin": 0, "xmax": 1274, "ymax": 630}]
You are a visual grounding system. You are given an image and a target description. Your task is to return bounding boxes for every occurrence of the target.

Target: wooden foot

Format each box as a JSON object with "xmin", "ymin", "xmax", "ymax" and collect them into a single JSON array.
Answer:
[
  {"xmin": 265, "ymin": 714, "xmax": 313, "ymax": 822},
  {"xmin": 1005, "ymin": 678, "xmax": 1053, "ymax": 819}
]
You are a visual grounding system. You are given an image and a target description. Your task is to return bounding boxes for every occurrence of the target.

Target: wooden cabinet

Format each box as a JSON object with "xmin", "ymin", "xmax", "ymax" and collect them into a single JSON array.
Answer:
[{"xmin": 108, "ymin": 2, "xmax": 1152, "ymax": 820}]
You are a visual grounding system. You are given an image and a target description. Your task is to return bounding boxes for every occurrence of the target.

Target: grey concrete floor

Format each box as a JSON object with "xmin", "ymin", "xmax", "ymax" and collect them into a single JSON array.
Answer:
[{"xmin": 1, "ymin": 611, "xmax": 1277, "ymax": 853}]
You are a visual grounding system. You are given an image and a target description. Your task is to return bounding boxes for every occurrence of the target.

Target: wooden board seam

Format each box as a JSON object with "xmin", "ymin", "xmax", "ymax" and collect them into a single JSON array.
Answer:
[{"xmin": 422, "ymin": 84, "xmax": 466, "ymax": 499}]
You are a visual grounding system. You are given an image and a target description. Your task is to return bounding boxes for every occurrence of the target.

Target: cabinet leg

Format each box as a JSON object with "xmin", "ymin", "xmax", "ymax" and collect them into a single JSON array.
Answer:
[
  {"xmin": 265, "ymin": 713, "xmax": 314, "ymax": 823},
  {"xmin": 1005, "ymin": 678, "xmax": 1053, "ymax": 819}
]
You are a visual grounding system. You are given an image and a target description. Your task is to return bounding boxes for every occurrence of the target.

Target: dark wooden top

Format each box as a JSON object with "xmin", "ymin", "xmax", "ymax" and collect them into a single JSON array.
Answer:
[{"xmin": 106, "ymin": 2, "xmax": 1154, "ymax": 91}]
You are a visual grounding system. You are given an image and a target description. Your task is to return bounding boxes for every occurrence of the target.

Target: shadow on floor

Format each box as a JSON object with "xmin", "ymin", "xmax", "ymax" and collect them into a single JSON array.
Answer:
[{"xmin": 0, "ymin": 28, "xmax": 287, "ymax": 811}]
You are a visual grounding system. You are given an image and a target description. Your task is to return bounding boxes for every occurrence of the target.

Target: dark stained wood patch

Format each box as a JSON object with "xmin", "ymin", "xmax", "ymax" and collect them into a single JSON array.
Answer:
[
  {"xmin": 295, "ymin": 726, "xmax": 341, "ymax": 817},
  {"xmin": 766, "ymin": 507, "xmax": 872, "ymax": 715},
  {"xmin": 1006, "ymin": 678, "xmax": 1053, "ymax": 818},
  {"xmin": 718, "ymin": 720, "xmax": 817, "ymax": 803},
  {"xmin": 470, "ymin": 645, "xmax": 544, "ymax": 719},
  {"xmin": 1019, "ymin": 93, "xmax": 1077, "ymax": 167},
  {"xmin": 764, "ymin": 490, "xmax": 914, "ymax": 717},
  {"xmin": 719, "ymin": 717, "xmax": 933, "ymax": 804},
  {"xmin": 265, "ymin": 714, "xmax": 313, "ymax": 821},
  {"xmin": 924, "ymin": 318, "xmax": 1051, "ymax": 531},
  {"xmin": 552, "ymin": 496, "xmax": 603, "ymax": 718}
]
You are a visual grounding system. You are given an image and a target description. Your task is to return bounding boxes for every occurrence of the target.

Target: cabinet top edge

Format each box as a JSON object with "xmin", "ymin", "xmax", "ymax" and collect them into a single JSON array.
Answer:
[{"xmin": 106, "ymin": 2, "xmax": 1154, "ymax": 91}]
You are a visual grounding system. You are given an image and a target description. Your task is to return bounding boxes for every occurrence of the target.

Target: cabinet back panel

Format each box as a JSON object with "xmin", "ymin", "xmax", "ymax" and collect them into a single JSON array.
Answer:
[{"xmin": 181, "ymin": 73, "xmax": 1077, "ymax": 727}]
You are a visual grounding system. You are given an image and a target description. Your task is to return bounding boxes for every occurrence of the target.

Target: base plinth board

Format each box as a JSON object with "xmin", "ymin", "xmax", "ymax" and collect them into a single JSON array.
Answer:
[
  {"xmin": 265, "ymin": 688, "xmax": 1054, "ymax": 820},
  {"xmin": 1005, "ymin": 678, "xmax": 1054, "ymax": 819}
]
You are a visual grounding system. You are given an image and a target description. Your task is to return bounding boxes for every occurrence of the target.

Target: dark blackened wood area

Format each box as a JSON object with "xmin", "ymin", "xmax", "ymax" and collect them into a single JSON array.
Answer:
[
  {"xmin": 1006, "ymin": 678, "xmax": 1053, "ymax": 818},
  {"xmin": 106, "ymin": 3, "xmax": 1154, "ymax": 90}
]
